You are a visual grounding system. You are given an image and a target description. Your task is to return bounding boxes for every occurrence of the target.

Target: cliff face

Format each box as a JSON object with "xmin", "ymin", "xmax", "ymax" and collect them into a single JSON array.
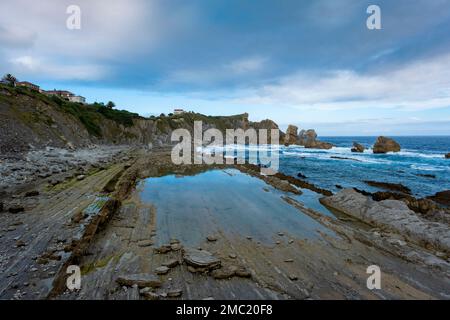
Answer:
[{"xmin": 0, "ymin": 85, "xmax": 281, "ymax": 154}]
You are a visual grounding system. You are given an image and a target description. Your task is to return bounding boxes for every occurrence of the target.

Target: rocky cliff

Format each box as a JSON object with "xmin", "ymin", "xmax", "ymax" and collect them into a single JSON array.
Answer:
[{"xmin": 0, "ymin": 85, "xmax": 280, "ymax": 154}]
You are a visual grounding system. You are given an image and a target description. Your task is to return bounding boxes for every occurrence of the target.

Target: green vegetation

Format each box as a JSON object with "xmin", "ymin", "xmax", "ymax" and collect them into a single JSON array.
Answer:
[
  {"xmin": 1, "ymin": 73, "xmax": 17, "ymax": 87},
  {"xmin": 0, "ymin": 83, "xmax": 140, "ymax": 137}
]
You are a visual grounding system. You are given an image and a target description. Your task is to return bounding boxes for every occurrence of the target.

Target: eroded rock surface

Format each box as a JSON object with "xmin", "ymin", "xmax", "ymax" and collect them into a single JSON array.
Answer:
[
  {"xmin": 373, "ymin": 136, "xmax": 401, "ymax": 154},
  {"xmin": 351, "ymin": 142, "xmax": 365, "ymax": 153},
  {"xmin": 320, "ymin": 189, "xmax": 450, "ymax": 254},
  {"xmin": 183, "ymin": 248, "xmax": 221, "ymax": 270}
]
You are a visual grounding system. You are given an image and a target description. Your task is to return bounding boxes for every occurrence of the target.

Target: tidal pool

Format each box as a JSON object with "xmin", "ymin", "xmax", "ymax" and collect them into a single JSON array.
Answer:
[{"xmin": 139, "ymin": 169, "xmax": 335, "ymax": 246}]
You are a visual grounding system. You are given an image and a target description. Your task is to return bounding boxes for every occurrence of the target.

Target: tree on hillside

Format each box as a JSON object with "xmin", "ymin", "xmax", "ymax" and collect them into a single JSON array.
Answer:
[
  {"xmin": 106, "ymin": 101, "xmax": 115, "ymax": 109},
  {"xmin": 1, "ymin": 74, "xmax": 18, "ymax": 87}
]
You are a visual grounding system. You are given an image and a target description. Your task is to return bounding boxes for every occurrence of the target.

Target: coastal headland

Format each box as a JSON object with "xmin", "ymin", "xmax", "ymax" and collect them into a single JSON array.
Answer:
[{"xmin": 1, "ymin": 84, "xmax": 449, "ymax": 300}]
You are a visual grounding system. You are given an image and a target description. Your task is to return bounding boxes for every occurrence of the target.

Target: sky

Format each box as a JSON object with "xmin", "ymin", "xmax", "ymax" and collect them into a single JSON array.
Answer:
[{"xmin": 1, "ymin": 0, "xmax": 450, "ymax": 135}]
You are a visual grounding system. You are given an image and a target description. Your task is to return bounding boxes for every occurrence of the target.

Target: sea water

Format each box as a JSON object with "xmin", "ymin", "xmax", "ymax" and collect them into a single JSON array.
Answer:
[{"xmin": 279, "ymin": 136, "xmax": 450, "ymax": 197}]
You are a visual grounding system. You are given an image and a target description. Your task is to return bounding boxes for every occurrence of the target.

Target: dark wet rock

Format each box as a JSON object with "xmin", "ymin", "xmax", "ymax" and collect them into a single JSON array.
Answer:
[
  {"xmin": 0, "ymin": 202, "xmax": 3, "ymax": 212},
  {"xmin": 364, "ymin": 180, "xmax": 411, "ymax": 194},
  {"xmin": 265, "ymin": 176, "xmax": 301, "ymax": 194},
  {"xmin": 283, "ymin": 125, "xmax": 298, "ymax": 146},
  {"xmin": 445, "ymin": 153, "xmax": 450, "ymax": 159},
  {"xmin": 116, "ymin": 274, "xmax": 162, "ymax": 288},
  {"xmin": 24, "ymin": 190, "xmax": 39, "ymax": 197},
  {"xmin": 155, "ymin": 266, "xmax": 170, "ymax": 275},
  {"xmin": 373, "ymin": 136, "xmax": 401, "ymax": 154},
  {"xmin": 183, "ymin": 248, "xmax": 221, "ymax": 270},
  {"xmin": 297, "ymin": 172, "xmax": 307, "ymax": 179},
  {"xmin": 331, "ymin": 156, "xmax": 362, "ymax": 162},
  {"xmin": 416, "ymin": 174, "xmax": 436, "ymax": 179},
  {"xmin": 9, "ymin": 205, "xmax": 24, "ymax": 214},
  {"xmin": 427, "ymin": 190, "xmax": 450, "ymax": 207},
  {"xmin": 242, "ymin": 164, "xmax": 332, "ymax": 196},
  {"xmin": 351, "ymin": 142, "xmax": 365, "ymax": 153},
  {"xmin": 336, "ymin": 184, "xmax": 343, "ymax": 189}
]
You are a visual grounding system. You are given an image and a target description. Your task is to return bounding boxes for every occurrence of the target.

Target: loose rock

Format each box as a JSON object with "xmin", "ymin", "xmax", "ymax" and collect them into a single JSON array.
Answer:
[
  {"xmin": 162, "ymin": 259, "xmax": 179, "ymax": 268},
  {"xmin": 155, "ymin": 266, "xmax": 170, "ymax": 275},
  {"xmin": 183, "ymin": 248, "xmax": 221, "ymax": 270}
]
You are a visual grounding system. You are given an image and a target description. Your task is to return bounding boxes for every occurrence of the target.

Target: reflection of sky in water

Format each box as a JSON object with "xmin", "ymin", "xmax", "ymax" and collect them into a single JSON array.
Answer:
[{"xmin": 140, "ymin": 169, "xmax": 335, "ymax": 247}]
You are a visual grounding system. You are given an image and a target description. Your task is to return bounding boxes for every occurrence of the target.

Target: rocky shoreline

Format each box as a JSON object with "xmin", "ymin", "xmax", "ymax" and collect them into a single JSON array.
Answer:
[{"xmin": 0, "ymin": 146, "xmax": 449, "ymax": 300}]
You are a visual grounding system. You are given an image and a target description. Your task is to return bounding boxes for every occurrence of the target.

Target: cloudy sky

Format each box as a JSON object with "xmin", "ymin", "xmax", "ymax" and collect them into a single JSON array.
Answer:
[{"xmin": 1, "ymin": 0, "xmax": 450, "ymax": 135}]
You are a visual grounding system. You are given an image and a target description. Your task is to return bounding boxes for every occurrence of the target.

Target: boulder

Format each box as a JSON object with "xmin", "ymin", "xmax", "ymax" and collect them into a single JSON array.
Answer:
[
  {"xmin": 183, "ymin": 248, "xmax": 221, "ymax": 270},
  {"xmin": 304, "ymin": 140, "xmax": 334, "ymax": 150},
  {"xmin": 445, "ymin": 153, "xmax": 450, "ymax": 159},
  {"xmin": 319, "ymin": 189, "xmax": 450, "ymax": 253},
  {"xmin": 372, "ymin": 136, "xmax": 401, "ymax": 154},
  {"xmin": 283, "ymin": 125, "xmax": 298, "ymax": 146},
  {"xmin": 155, "ymin": 266, "xmax": 170, "ymax": 275},
  {"xmin": 427, "ymin": 190, "xmax": 450, "ymax": 207},
  {"xmin": 351, "ymin": 142, "xmax": 365, "ymax": 153},
  {"xmin": 116, "ymin": 274, "xmax": 162, "ymax": 288}
]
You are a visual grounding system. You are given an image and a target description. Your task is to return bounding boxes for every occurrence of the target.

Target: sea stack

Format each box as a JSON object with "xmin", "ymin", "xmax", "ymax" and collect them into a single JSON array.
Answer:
[
  {"xmin": 284, "ymin": 125, "xmax": 298, "ymax": 146},
  {"xmin": 297, "ymin": 129, "xmax": 333, "ymax": 150},
  {"xmin": 372, "ymin": 136, "xmax": 401, "ymax": 154},
  {"xmin": 351, "ymin": 142, "xmax": 365, "ymax": 153}
]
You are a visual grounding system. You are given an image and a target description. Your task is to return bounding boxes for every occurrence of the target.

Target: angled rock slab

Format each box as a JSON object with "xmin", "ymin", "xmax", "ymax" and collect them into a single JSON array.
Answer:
[{"xmin": 116, "ymin": 273, "xmax": 162, "ymax": 288}]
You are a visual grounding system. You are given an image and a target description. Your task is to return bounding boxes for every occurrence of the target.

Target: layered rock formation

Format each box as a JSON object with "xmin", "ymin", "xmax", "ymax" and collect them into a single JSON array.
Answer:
[
  {"xmin": 282, "ymin": 127, "xmax": 333, "ymax": 149},
  {"xmin": 320, "ymin": 189, "xmax": 450, "ymax": 254},
  {"xmin": 283, "ymin": 125, "xmax": 298, "ymax": 145},
  {"xmin": 298, "ymin": 129, "xmax": 333, "ymax": 149},
  {"xmin": 372, "ymin": 136, "xmax": 401, "ymax": 154},
  {"xmin": 0, "ymin": 87, "xmax": 279, "ymax": 154}
]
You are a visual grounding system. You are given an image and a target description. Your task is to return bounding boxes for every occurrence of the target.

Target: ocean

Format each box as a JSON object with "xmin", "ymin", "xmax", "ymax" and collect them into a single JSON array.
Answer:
[{"xmin": 279, "ymin": 136, "xmax": 450, "ymax": 198}]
